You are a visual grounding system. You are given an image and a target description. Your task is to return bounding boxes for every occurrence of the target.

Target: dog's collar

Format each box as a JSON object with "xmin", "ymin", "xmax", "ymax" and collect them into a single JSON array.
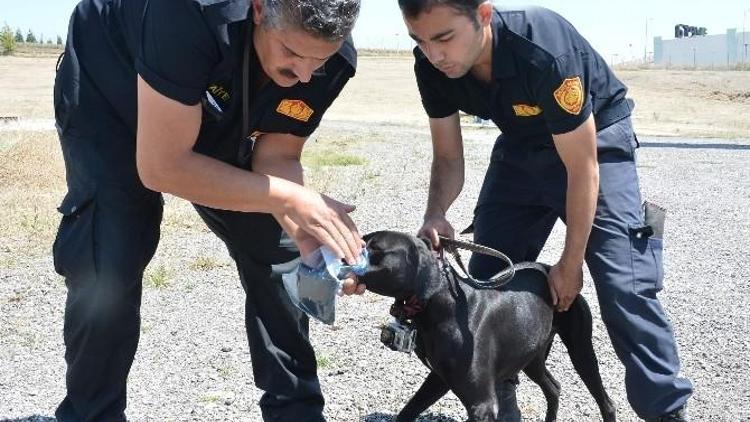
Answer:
[
  {"xmin": 390, "ymin": 295, "xmax": 424, "ymax": 319},
  {"xmin": 389, "ymin": 253, "xmax": 453, "ymax": 320}
]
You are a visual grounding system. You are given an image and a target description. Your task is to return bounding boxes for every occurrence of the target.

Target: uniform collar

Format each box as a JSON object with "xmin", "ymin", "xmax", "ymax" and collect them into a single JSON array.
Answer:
[
  {"xmin": 310, "ymin": 35, "xmax": 358, "ymax": 77},
  {"xmin": 337, "ymin": 35, "xmax": 358, "ymax": 72},
  {"xmin": 491, "ymin": 8, "xmax": 517, "ymax": 80}
]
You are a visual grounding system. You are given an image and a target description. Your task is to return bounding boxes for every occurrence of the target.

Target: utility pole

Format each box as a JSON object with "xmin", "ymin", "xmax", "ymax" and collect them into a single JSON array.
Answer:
[
  {"xmin": 644, "ymin": 17, "xmax": 653, "ymax": 64},
  {"xmin": 693, "ymin": 47, "xmax": 697, "ymax": 69},
  {"xmin": 744, "ymin": 9, "xmax": 748, "ymax": 68}
]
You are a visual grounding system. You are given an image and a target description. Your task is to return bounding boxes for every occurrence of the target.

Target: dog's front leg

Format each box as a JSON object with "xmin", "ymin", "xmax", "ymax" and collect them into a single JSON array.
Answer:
[
  {"xmin": 464, "ymin": 399, "xmax": 501, "ymax": 422},
  {"xmin": 396, "ymin": 371, "xmax": 450, "ymax": 422},
  {"xmin": 453, "ymin": 381, "xmax": 500, "ymax": 422}
]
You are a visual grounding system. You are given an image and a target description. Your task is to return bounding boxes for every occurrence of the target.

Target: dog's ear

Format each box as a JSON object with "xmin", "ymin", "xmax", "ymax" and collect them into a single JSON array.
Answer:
[
  {"xmin": 363, "ymin": 231, "xmax": 383, "ymax": 243},
  {"xmin": 414, "ymin": 239, "xmax": 442, "ymax": 303}
]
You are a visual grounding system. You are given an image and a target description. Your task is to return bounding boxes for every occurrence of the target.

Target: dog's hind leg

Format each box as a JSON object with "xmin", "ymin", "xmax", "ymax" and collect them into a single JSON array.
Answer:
[
  {"xmin": 555, "ymin": 296, "xmax": 617, "ymax": 422},
  {"xmin": 396, "ymin": 371, "xmax": 450, "ymax": 422},
  {"xmin": 522, "ymin": 353, "xmax": 560, "ymax": 422}
]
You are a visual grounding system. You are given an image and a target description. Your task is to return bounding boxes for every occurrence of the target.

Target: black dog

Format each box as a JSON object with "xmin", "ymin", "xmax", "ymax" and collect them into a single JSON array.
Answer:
[{"xmin": 358, "ymin": 231, "xmax": 616, "ymax": 422}]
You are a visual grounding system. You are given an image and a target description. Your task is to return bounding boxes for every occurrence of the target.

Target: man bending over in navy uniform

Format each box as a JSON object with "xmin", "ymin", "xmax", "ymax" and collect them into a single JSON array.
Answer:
[
  {"xmin": 396, "ymin": 1, "xmax": 693, "ymax": 421},
  {"xmin": 53, "ymin": 0, "xmax": 364, "ymax": 420}
]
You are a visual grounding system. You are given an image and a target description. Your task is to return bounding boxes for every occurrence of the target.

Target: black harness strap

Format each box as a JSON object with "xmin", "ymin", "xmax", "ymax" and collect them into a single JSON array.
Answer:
[
  {"xmin": 438, "ymin": 236, "xmax": 516, "ymax": 289},
  {"xmin": 438, "ymin": 236, "xmax": 549, "ymax": 290},
  {"xmin": 238, "ymin": 15, "xmax": 255, "ymax": 165}
]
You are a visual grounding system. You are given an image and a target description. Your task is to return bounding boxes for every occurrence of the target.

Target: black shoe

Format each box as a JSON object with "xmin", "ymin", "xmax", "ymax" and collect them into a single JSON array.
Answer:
[
  {"xmin": 497, "ymin": 378, "xmax": 521, "ymax": 422},
  {"xmin": 645, "ymin": 404, "xmax": 688, "ymax": 422}
]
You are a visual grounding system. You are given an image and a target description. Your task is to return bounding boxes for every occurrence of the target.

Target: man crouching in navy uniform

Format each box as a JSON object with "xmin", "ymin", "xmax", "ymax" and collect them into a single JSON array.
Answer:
[
  {"xmin": 52, "ymin": 0, "xmax": 366, "ymax": 420},
  {"xmin": 396, "ymin": 1, "xmax": 693, "ymax": 421}
]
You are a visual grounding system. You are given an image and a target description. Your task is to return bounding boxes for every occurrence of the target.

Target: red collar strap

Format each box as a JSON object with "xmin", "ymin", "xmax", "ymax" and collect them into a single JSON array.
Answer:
[{"xmin": 390, "ymin": 295, "xmax": 424, "ymax": 319}]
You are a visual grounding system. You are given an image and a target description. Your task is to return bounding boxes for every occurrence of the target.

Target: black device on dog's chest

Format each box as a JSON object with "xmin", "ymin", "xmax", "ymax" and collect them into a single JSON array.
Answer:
[
  {"xmin": 381, "ymin": 297, "xmax": 422, "ymax": 353},
  {"xmin": 380, "ymin": 317, "xmax": 417, "ymax": 353}
]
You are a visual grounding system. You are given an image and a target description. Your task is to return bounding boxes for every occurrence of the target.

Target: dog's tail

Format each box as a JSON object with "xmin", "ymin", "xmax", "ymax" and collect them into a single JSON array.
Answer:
[{"xmin": 553, "ymin": 296, "xmax": 617, "ymax": 421}]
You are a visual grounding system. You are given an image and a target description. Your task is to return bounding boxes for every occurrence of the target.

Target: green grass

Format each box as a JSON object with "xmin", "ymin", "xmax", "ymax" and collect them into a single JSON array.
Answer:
[
  {"xmin": 363, "ymin": 169, "xmax": 380, "ymax": 182},
  {"xmin": 302, "ymin": 151, "xmax": 367, "ymax": 167},
  {"xmin": 217, "ymin": 366, "xmax": 235, "ymax": 379},
  {"xmin": 200, "ymin": 392, "xmax": 223, "ymax": 404},
  {"xmin": 190, "ymin": 255, "xmax": 224, "ymax": 271},
  {"xmin": 316, "ymin": 354, "xmax": 333, "ymax": 369},
  {"xmin": 145, "ymin": 265, "xmax": 170, "ymax": 289},
  {"xmin": 0, "ymin": 255, "xmax": 17, "ymax": 269}
]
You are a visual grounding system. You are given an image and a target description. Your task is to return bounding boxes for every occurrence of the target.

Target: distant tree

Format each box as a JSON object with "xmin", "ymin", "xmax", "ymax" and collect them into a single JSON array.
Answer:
[
  {"xmin": 46, "ymin": 39, "xmax": 52, "ymax": 44},
  {"xmin": 39, "ymin": 34, "xmax": 44, "ymax": 44},
  {"xmin": 14, "ymin": 28, "xmax": 23, "ymax": 43},
  {"xmin": 1, "ymin": 23, "xmax": 16, "ymax": 54},
  {"xmin": 25, "ymin": 29, "xmax": 36, "ymax": 43},
  {"xmin": 56, "ymin": 35, "xmax": 63, "ymax": 45}
]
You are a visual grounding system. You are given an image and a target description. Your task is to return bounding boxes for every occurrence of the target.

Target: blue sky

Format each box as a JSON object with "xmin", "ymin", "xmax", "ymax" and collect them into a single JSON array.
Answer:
[{"xmin": 2, "ymin": 0, "xmax": 748, "ymax": 62}]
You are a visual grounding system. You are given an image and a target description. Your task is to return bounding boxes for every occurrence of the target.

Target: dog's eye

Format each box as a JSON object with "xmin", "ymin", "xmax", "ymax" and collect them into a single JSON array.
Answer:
[{"xmin": 368, "ymin": 251, "xmax": 384, "ymax": 266}]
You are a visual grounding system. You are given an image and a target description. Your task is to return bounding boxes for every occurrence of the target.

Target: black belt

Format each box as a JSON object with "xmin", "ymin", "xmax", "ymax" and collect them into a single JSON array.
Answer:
[{"xmin": 594, "ymin": 98, "xmax": 634, "ymax": 132}]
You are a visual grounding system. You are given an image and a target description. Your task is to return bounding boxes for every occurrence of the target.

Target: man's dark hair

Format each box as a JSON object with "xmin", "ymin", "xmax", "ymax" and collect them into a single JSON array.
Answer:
[
  {"xmin": 262, "ymin": 0, "xmax": 361, "ymax": 41},
  {"xmin": 398, "ymin": 0, "xmax": 483, "ymax": 20}
]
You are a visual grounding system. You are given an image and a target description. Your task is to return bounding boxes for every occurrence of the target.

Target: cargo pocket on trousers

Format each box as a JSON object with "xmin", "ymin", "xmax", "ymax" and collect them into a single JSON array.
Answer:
[
  {"xmin": 53, "ymin": 190, "xmax": 96, "ymax": 280},
  {"xmin": 629, "ymin": 224, "xmax": 664, "ymax": 297}
]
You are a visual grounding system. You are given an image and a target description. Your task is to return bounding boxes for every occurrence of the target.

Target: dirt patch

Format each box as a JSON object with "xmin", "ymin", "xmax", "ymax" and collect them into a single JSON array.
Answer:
[{"xmin": 708, "ymin": 90, "xmax": 750, "ymax": 103}]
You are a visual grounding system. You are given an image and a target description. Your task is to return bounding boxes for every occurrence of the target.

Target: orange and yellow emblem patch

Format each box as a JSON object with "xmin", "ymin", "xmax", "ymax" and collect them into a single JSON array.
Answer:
[
  {"xmin": 512, "ymin": 104, "xmax": 543, "ymax": 117},
  {"xmin": 276, "ymin": 99, "xmax": 314, "ymax": 122},
  {"xmin": 553, "ymin": 77, "xmax": 584, "ymax": 115}
]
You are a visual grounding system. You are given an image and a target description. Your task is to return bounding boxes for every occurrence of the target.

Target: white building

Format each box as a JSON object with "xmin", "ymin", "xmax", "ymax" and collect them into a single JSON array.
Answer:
[{"xmin": 654, "ymin": 29, "xmax": 750, "ymax": 68}]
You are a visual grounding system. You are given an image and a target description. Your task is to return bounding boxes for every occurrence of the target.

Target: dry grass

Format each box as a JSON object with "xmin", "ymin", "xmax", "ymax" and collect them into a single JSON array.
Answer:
[
  {"xmin": 2, "ymin": 55, "xmax": 749, "ymax": 137},
  {"xmin": 0, "ymin": 128, "xmax": 367, "ymax": 262},
  {"xmin": 621, "ymin": 70, "xmax": 750, "ymax": 138},
  {"xmin": 190, "ymin": 255, "xmax": 227, "ymax": 271},
  {"xmin": 13, "ymin": 43, "xmax": 65, "ymax": 58},
  {"xmin": 327, "ymin": 57, "xmax": 750, "ymax": 139},
  {"xmin": 0, "ymin": 56, "xmax": 56, "ymax": 119},
  {"xmin": 0, "ymin": 130, "xmax": 65, "ymax": 261}
]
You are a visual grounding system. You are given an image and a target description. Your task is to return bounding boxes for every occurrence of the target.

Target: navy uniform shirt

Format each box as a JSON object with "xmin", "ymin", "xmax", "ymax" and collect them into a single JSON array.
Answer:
[
  {"xmin": 414, "ymin": 6, "xmax": 628, "ymax": 146},
  {"xmin": 55, "ymin": 0, "xmax": 356, "ymax": 168}
]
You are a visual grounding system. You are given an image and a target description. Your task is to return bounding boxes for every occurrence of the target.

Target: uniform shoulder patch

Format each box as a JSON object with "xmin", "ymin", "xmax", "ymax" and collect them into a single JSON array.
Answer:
[
  {"xmin": 512, "ymin": 104, "xmax": 543, "ymax": 117},
  {"xmin": 553, "ymin": 77, "xmax": 584, "ymax": 115},
  {"xmin": 276, "ymin": 99, "xmax": 314, "ymax": 122}
]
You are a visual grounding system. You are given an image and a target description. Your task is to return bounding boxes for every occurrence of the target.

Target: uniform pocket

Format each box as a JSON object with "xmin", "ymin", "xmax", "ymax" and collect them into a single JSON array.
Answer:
[
  {"xmin": 53, "ymin": 190, "xmax": 96, "ymax": 280},
  {"xmin": 597, "ymin": 118, "xmax": 636, "ymax": 160},
  {"xmin": 629, "ymin": 224, "xmax": 664, "ymax": 297}
]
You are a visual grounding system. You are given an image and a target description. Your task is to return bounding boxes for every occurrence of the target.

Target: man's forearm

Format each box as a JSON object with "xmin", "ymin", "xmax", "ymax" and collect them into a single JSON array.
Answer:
[
  {"xmin": 251, "ymin": 155, "xmax": 306, "ymax": 242},
  {"xmin": 425, "ymin": 157, "xmax": 464, "ymax": 218},
  {"xmin": 561, "ymin": 168, "xmax": 599, "ymax": 266},
  {"xmin": 141, "ymin": 150, "xmax": 299, "ymax": 214}
]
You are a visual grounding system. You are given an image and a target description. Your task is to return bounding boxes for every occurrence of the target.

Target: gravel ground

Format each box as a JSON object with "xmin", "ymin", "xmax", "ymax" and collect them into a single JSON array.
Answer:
[{"xmin": 1, "ymin": 120, "xmax": 749, "ymax": 422}]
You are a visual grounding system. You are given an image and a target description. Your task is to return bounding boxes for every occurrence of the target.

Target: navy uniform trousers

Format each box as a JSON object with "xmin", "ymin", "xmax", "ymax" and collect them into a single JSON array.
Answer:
[
  {"xmin": 52, "ymin": 133, "xmax": 325, "ymax": 422},
  {"xmin": 468, "ymin": 118, "xmax": 693, "ymax": 419}
]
